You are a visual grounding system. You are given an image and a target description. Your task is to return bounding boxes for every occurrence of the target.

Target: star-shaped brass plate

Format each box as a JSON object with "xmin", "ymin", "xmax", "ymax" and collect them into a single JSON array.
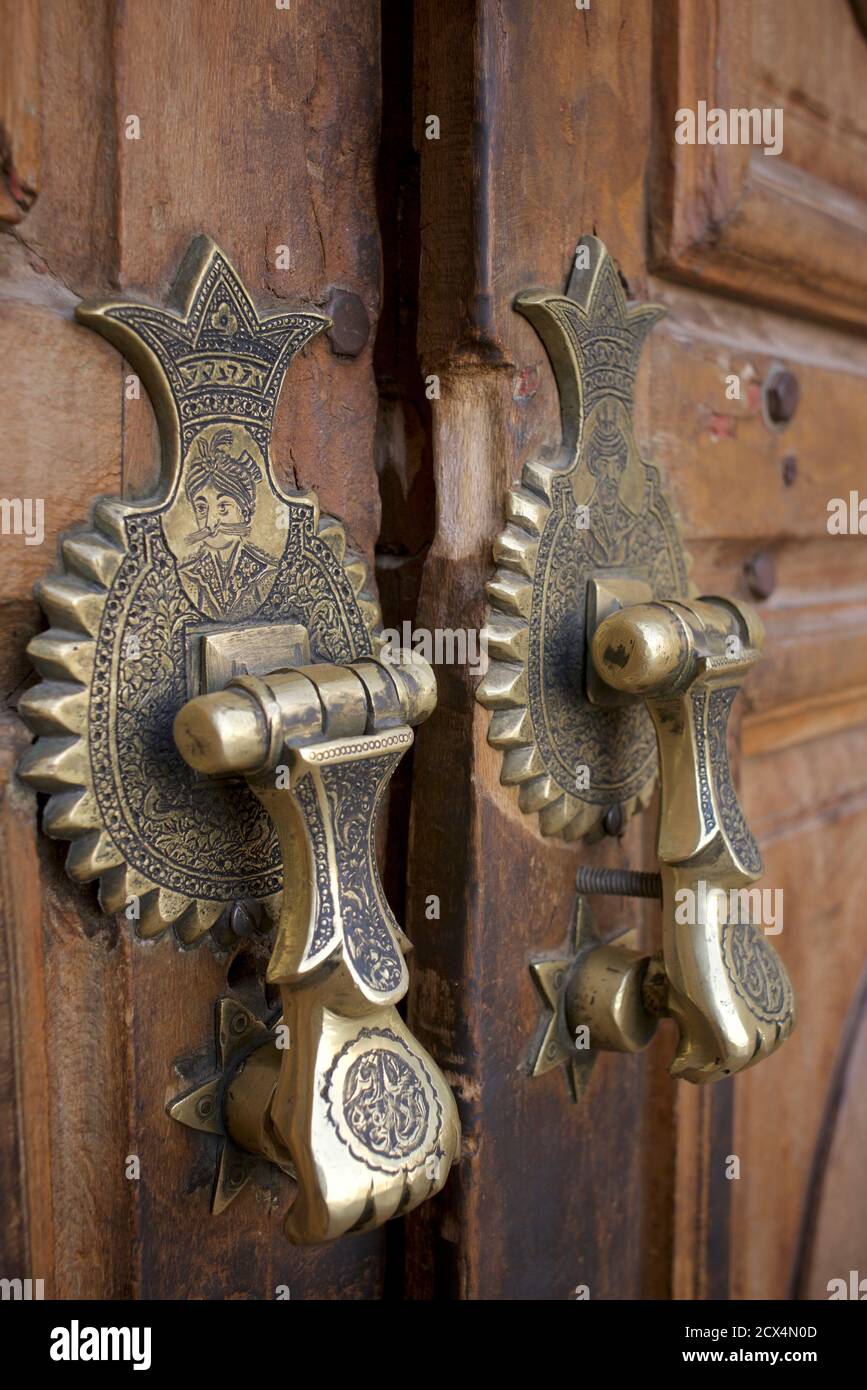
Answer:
[
  {"xmin": 168, "ymin": 996, "xmax": 287, "ymax": 1214},
  {"xmin": 529, "ymin": 896, "xmax": 601, "ymax": 1102}
]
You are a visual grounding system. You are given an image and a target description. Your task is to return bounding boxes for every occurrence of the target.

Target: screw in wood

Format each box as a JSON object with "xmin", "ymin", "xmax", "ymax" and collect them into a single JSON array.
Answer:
[{"xmin": 575, "ymin": 866, "xmax": 662, "ymax": 901}]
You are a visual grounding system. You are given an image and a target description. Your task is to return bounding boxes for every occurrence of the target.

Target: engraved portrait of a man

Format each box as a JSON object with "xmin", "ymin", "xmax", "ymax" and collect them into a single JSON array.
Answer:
[
  {"xmin": 178, "ymin": 428, "xmax": 277, "ymax": 621},
  {"xmin": 583, "ymin": 399, "xmax": 642, "ymax": 563}
]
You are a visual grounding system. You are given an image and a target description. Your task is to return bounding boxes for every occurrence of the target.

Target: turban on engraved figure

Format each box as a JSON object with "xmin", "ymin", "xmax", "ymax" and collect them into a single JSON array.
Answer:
[{"xmin": 185, "ymin": 428, "xmax": 262, "ymax": 520}]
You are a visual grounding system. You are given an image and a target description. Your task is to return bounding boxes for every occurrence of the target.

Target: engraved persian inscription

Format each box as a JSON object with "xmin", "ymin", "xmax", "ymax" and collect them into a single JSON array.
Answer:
[
  {"xmin": 343, "ymin": 1048, "xmax": 429, "ymax": 1159},
  {"xmin": 723, "ymin": 922, "xmax": 793, "ymax": 1024},
  {"xmin": 478, "ymin": 236, "xmax": 691, "ymax": 840},
  {"xmin": 322, "ymin": 1027, "xmax": 443, "ymax": 1175},
  {"xmin": 19, "ymin": 239, "xmax": 382, "ymax": 943}
]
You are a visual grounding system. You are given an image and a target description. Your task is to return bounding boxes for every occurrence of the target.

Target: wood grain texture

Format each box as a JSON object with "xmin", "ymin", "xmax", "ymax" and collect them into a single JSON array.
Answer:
[
  {"xmin": 0, "ymin": 717, "xmax": 54, "ymax": 1292},
  {"xmin": 672, "ymin": 1084, "xmax": 733, "ymax": 1301},
  {"xmin": 0, "ymin": 0, "xmax": 40, "ymax": 223},
  {"xmin": 730, "ymin": 794, "xmax": 867, "ymax": 1299},
  {"xmin": 403, "ymin": 0, "xmax": 695, "ymax": 1300},
  {"xmin": 403, "ymin": 367, "xmax": 675, "ymax": 1299},
  {"xmin": 795, "ymin": 963, "xmax": 867, "ymax": 1299},
  {"xmin": 112, "ymin": 0, "xmax": 384, "ymax": 553},
  {"xmin": 9, "ymin": 0, "xmax": 117, "ymax": 293},
  {"xmin": 415, "ymin": 0, "xmax": 652, "ymax": 371},
  {"xmin": 0, "ymin": 274, "xmax": 123, "ymax": 701},
  {"xmin": 4, "ymin": 0, "xmax": 867, "ymax": 1303},
  {"xmin": 648, "ymin": 274, "xmax": 867, "ymax": 1299}
]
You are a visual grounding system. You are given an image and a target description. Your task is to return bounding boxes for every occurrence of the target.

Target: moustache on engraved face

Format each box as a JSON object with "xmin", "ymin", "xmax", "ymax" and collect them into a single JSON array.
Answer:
[{"xmin": 185, "ymin": 520, "xmax": 251, "ymax": 543}]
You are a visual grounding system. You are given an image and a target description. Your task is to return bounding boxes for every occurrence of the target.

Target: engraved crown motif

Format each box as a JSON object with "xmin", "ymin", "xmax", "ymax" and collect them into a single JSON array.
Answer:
[
  {"xmin": 517, "ymin": 234, "xmax": 664, "ymax": 416},
  {"xmin": 79, "ymin": 237, "xmax": 329, "ymax": 447}
]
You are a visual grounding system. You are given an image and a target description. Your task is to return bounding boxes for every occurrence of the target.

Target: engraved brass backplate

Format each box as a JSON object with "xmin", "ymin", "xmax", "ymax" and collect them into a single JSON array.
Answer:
[
  {"xmin": 477, "ymin": 236, "xmax": 692, "ymax": 841},
  {"xmin": 19, "ymin": 239, "xmax": 381, "ymax": 944}
]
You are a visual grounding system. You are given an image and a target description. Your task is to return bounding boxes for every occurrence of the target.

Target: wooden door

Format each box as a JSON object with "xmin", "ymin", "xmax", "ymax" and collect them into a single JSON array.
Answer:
[{"xmin": 2, "ymin": 0, "xmax": 866, "ymax": 1303}]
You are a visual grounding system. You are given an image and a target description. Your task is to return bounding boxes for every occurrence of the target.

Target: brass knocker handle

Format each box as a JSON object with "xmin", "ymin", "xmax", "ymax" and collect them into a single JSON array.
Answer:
[
  {"xmin": 588, "ymin": 591, "xmax": 795, "ymax": 1082},
  {"xmin": 18, "ymin": 237, "xmax": 460, "ymax": 1245},
  {"xmin": 173, "ymin": 652, "xmax": 460, "ymax": 1243}
]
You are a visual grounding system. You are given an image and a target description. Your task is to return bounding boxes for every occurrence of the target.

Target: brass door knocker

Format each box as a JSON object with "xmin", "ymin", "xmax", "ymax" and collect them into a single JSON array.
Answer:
[
  {"xmin": 477, "ymin": 236, "xmax": 795, "ymax": 1097},
  {"xmin": 19, "ymin": 239, "xmax": 459, "ymax": 1242}
]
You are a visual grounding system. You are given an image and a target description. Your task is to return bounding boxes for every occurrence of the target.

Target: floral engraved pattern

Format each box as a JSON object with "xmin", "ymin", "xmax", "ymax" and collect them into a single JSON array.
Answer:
[
  {"xmin": 529, "ymin": 471, "xmax": 680, "ymax": 803},
  {"xmin": 479, "ymin": 238, "xmax": 692, "ymax": 841},
  {"xmin": 23, "ymin": 240, "xmax": 383, "ymax": 941},
  {"xmin": 294, "ymin": 772, "xmax": 335, "ymax": 959},
  {"xmin": 708, "ymin": 687, "xmax": 763, "ymax": 875},
  {"xmin": 321, "ymin": 753, "xmax": 405, "ymax": 995},
  {"xmin": 91, "ymin": 517, "xmax": 281, "ymax": 899},
  {"xmin": 89, "ymin": 507, "xmax": 374, "ymax": 902}
]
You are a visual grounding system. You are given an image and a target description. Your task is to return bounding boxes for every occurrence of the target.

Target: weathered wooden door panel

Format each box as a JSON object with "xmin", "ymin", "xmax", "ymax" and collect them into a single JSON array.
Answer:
[
  {"xmin": 2, "ymin": 0, "xmax": 388, "ymax": 1300},
  {"xmin": 403, "ymin": 0, "xmax": 867, "ymax": 1301}
]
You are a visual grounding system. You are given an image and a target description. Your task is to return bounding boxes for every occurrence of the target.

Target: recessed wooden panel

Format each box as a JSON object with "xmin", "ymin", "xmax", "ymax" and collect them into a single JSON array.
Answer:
[{"xmin": 650, "ymin": 0, "xmax": 867, "ymax": 330}]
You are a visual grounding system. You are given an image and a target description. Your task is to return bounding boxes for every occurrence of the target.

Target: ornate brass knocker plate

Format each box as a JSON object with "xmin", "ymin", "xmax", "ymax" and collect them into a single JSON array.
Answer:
[
  {"xmin": 19, "ymin": 237, "xmax": 379, "ymax": 944},
  {"xmin": 478, "ymin": 235, "xmax": 690, "ymax": 842},
  {"xmin": 479, "ymin": 236, "xmax": 795, "ymax": 1093}
]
